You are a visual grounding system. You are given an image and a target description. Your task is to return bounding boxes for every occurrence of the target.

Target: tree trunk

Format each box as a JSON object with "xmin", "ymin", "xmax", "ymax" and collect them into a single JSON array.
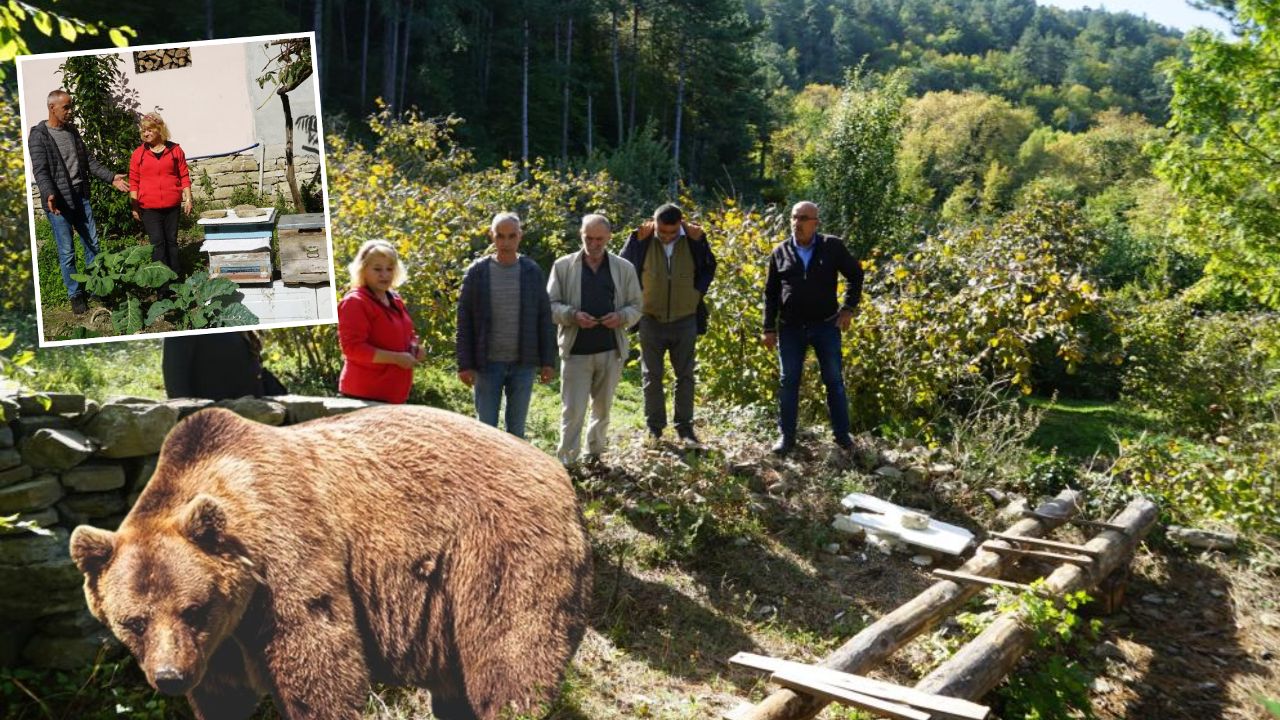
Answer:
[
  {"xmin": 398, "ymin": 0, "xmax": 413, "ymax": 110},
  {"xmin": 522, "ymin": 17, "xmax": 530, "ymax": 180},
  {"xmin": 587, "ymin": 93, "xmax": 594, "ymax": 155},
  {"xmin": 562, "ymin": 16, "xmax": 573, "ymax": 164},
  {"xmin": 280, "ymin": 90, "xmax": 305, "ymax": 212},
  {"xmin": 481, "ymin": 8, "xmax": 494, "ymax": 101},
  {"xmin": 205, "ymin": 0, "xmax": 214, "ymax": 39},
  {"xmin": 671, "ymin": 44, "xmax": 685, "ymax": 196},
  {"xmin": 382, "ymin": 1, "xmax": 400, "ymax": 109},
  {"xmin": 313, "ymin": 0, "xmax": 323, "ymax": 90},
  {"xmin": 628, "ymin": 0, "xmax": 639, "ymax": 139},
  {"xmin": 360, "ymin": 0, "xmax": 371, "ymax": 105},
  {"xmin": 338, "ymin": 0, "xmax": 349, "ymax": 62},
  {"xmin": 611, "ymin": 4, "xmax": 624, "ymax": 146}
]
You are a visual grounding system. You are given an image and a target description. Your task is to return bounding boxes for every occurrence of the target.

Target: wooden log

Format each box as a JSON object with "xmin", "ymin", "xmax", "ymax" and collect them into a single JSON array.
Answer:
[
  {"xmin": 770, "ymin": 669, "xmax": 931, "ymax": 720},
  {"xmin": 979, "ymin": 543, "xmax": 1094, "ymax": 567},
  {"xmin": 914, "ymin": 496, "xmax": 1159, "ymax": 700},
  {"xmin": 729, "ymin": 489, "xmax": 1084, "ymax": 720},
  {"xmin": 988, "ymin": 531, "xmax": 1104, "ymax": 557},
  {"xmin": 930, "ymin": 569, "xmax": 1038, "ymax": 592}
]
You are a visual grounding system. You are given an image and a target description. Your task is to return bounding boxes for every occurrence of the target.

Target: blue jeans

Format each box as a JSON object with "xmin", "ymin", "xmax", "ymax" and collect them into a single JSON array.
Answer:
[
  {"xmin": 48, "ymin": 196, "xmax": 100, "ymax": 298},
  {"xmin": 778, "ymin": 321, "xmax": 851, "ymax": 441},
  {"xmin": 474, "ymin": 361, "xmax": 536, "ymax": 438}
]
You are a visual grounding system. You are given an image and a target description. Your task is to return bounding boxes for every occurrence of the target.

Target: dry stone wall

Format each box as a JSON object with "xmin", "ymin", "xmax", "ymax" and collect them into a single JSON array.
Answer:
[
  {"xmin": 0, "ymin": 392, "xmax": 378, "ymax": 670},
  {"xmin": 188, "ymin": 149, "xmax": 321, "ymax": 204}
]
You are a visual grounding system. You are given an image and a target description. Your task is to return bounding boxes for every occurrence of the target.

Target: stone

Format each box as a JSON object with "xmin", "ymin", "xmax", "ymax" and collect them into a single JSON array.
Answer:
[
  {"xmin": 0, "ymin": 508, "xmax": 58, "ymax": 536},
  {"xmin": 0, "ymin": 425, "xmax": 13, "ymax": 447},
  {"xmin": 0, "ymin": 591, "xmax": 83, "ymax": 620},
  {"xmin": 14, "ymin": 415, "xmax": 76, "ymax": 434},
  {"xmin": 323, "ymin": 396, "xmax": 381, "ymax": 416},
  {"xmin": 60, "ymin": 464, "xmax": 127, "ymax": 493},
  {"xmin": 873, "ymin": 465, "xmax": 903, "ymax": 480},
  {"xmin": 1094, "ymin": 640, "xmax": 1126, "ymax": 661},
  {"xmin": 904, "ymin": 466, "xmax": 929, "ymax": 485},
  {"xmin": 84, "ymin": 402, "xmax": 178, "ymax": 458},
  {"xmin": 22, "ymin": 633, "xmax": 121, "ymax": 670},
  {"xmin": 0, "ymin": 557, "xmax": 83, "ymax": 599},
  {"xmin": 0, "ymin": 528, "xmax": 68, "ymax": 565},
  {"xmin": 0, "ymin": 447, "xmax": 20, "ymax": 472},
  {"xmin": 215, "ymin": 397, "xmax": 287, "ymax": 425},
  {"xmin": 822, "ymin": 543, "xmax": 841, "ymax": 554},
  {"xmin": 164, "ymin": 398, "xmax": 214, "ymax": 421},
  {"xmin": 14, "ymin": 393, "xmax": 85, "ymax": 416},
  {"xmin": 910, "ymin": 554, "xmax": 933, "ymax": 567},
  {"xmin": 930, "ymin": 462, "xmax": 957, "ymax": 476},
  {"xmin": 998, "ymin": 497, "xmax": 1030, "ymax": 525},
  {"xmin": 831, "ymin": 515, "xmax": 865, "ymax": 537},
  {"xmin": 41, "ymin": 610, "xmax": 106, "ymax": 638},
  {"xmin": 0, "ymin": 463, "xmax": 33, "ymax": 489},
  {"xmin": 127, "ymin": 455, "xmax": 158, "ymax": 493},
  {"xmin": 18, "ymin": 428, "xmax": 96, "ymax": 470},
  {"xmin": 0, "ymin": 476, "xmax": 64, "ymax": 513},
  {"xmin": 57, "ymin": 493, "xmax": 128, "ymax": 525},
  {"xmin": 0, "ymin": 621, "xmax": 35, "ymax": 666},
  {"xmin": 275, "ymin": 395, "xmax": 329, "ymax": 424},
  {"xmin": 1167, "ymin": 525, "xmax": 1238, "ymax": 551},
  {"xmin": 104, "ymin": 396, "xmax": 158, "ymax": 405},
  {"xmin": 0, "ymin": 396, "xmax": 18, "ymax": 422},
  {"xmin": 900, "ymin": 511, "xmax": 930, "ymax": 530}
]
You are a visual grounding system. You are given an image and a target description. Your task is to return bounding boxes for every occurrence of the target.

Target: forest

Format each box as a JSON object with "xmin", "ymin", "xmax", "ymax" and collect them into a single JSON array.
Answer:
[{"xmin": 0, "ymin": 0, "xmax": 1277, "ymax": 718}]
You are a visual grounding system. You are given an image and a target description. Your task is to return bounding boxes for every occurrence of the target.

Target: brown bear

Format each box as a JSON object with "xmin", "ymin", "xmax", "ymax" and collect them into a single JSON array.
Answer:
[{"xmin": 69, "ymin": 405, "xmax": 592, "ymax": 720}]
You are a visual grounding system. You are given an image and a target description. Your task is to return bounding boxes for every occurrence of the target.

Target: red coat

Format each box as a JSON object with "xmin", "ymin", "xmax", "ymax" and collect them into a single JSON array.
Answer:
[
  {"xmin": 338, "ymin": 287, "xmax": 417, "ymax": 403},
  {"xmin": 129, "ymin": 142, "xmax": 191, "ymax": 209}
]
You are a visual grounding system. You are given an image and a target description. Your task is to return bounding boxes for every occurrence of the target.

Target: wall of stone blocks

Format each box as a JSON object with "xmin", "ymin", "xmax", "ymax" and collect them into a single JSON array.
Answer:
[
  {"xmin": 0, "ymin": 392, "xmax": 377, "ymax": 670},
  {"xmin": 188, "ymin": 149, "xmax": 322, "ymax": 205}
]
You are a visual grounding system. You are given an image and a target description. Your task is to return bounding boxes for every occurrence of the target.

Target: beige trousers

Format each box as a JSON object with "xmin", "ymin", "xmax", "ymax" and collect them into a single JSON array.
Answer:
[{"xmin": 557, "ymin": 351, "xmax": 624, "ymax": 463}]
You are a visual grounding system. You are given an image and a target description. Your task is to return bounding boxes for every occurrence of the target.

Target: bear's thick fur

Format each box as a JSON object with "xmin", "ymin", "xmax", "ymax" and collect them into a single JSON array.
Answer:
[{"xmin": 69, "ymin": 406, "xmax": 592, "ymax": 720}]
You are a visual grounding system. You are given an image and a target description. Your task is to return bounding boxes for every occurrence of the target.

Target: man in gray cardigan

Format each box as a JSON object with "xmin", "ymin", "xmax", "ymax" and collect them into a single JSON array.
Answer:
[
  {"xmin": 547, "ymin": 214, "xmax": 643, "ymax": 464},
  {"xmin": 28, "ymin": 89, "xmax": 129, "ymax": 314}
]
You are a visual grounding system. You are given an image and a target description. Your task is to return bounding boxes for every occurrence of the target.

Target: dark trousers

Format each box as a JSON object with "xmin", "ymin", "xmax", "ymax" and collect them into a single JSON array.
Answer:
[
  {"xmin": 639, "ymin": 314, "xmax": 697, "ymax": 434},
  {"xmin": 778, "ymin": 320, "xmax": 850, "ymax": 441},
  {"xmin": 141, "ymin": 205, "xmax": 181, "ymax": 275}
]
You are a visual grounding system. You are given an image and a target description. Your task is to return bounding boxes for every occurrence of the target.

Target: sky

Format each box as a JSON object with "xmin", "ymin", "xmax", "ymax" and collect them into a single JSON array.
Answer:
[{"xmin": 1037, "ymin": 0, "xmax": 1235, "ymax": 35}]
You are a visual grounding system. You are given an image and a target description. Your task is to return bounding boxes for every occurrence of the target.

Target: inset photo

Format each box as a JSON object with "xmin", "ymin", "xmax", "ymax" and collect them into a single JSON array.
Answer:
[{"xmin": 17, "ymin": 32, "xmax": 334, "ymax": 346}]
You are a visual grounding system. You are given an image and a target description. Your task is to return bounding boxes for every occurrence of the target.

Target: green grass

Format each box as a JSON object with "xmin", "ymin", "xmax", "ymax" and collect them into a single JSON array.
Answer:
[{"xmin": 1024, "ymin": 395, "xmax": 1162, "ymax": 459}]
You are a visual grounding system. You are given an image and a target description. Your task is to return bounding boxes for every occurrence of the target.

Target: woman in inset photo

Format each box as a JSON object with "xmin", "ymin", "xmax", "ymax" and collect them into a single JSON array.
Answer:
[{"xmin": 128, "ymin": 111, "xmax": 192, "ymax": 277}]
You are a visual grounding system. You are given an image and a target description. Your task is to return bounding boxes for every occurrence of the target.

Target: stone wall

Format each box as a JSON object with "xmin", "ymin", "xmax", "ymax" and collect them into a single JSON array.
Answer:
[
  {"xmin": 188, "ymin": 148, "xmax": 322, "ymax": 204},
  {"xmin": 0, "ymin": 392, "xmax": 377, "ymax": 670}
]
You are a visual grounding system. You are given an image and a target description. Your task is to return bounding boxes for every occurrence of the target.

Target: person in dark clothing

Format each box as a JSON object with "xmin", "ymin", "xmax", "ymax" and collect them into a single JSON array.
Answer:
[
  {"xmin": 163, "ymin": 331, "xmax": 274, "ymax": 400},
  {"xmin": 762, "ymin": 201, "xmax": 864, "ymax": 455},
  {"xmin": 28, "ymin": 89, "xmax": 129, "ymax": 315},
  {"xmin": 619, "ymin": 203, "xmax": 716, "ymax": 447}
]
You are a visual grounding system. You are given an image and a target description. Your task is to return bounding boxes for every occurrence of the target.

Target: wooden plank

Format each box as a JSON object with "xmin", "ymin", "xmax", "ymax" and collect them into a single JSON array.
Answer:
[
  {"xmin": 846, "ymin": 512, "xmax": 972, "ymax": 555},
  {"xmin": 1022, "ymin": 510, "xmax": 1128, "ymax": 533},
  {"xmin": 770, "ymin": 669, "xmax": 932, "ymax": 720},
  {"xmin": 931, "ymin": 569, "xmax": 1037, "ymax": 592},
  {"xmin": 988, "ymin": 532, "xmax": 1103, "ymax": 557},
  {"xmin": 979, "ymin": 543, "xmax": 1094, "ymax": 567},
  {"xmin": 730, "ymin": 653, "xmax": 988, "ymax": 720}
]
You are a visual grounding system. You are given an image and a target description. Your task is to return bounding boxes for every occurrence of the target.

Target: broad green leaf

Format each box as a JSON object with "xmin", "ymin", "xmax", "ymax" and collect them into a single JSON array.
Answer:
[
  {"xmin": 86, "ymin": 276, "xmax": 113, "ymax": 296},
  {"xmin": 125, "ymin": 245, "xmax": 152, "ymax": 265},
  {"xmin": 9, "ymin": 2, "xmax": 28, "ymax": 21},
  {"xmin": 119, "ymin": 297, "xmax": 143, "ymax": 334},
  {"xmin": 0, "ymin": 332, "xmax": 13, "ymax": 351},
  {"xmin": 57, "ymin": 17, "xmax": 75, "ymax": 42},
  {"xmin": 31, "ymin": 9, "xmax": 50, "ymax": 36},
  {"xmin": 145, "ymin": 299, "xmax": 173, "ymax": 326},
  {"xmin": 218, "ymin": 303, "xmax": 259, "ymax": 327},
  {"xmin": 108, "ymin": 27, "xmax": 128, "ymax": 47},
  {"xmin": 132, "ymin": 262, "xmax": 178, "ymax": 288}
]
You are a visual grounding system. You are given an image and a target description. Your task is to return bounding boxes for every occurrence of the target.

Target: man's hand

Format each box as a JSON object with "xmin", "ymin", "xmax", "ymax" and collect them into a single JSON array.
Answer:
[
  {"xmin": 836, "ymin": 309, "xmax": 854, "ymax": 331},
  {"xmin": 111, "ymin": 174, "xmax": 129, "ymax": 192},
  {"xmin": 539, "ymin": 365, "xmax": 555, "ymax": 384},
  {"xmin": 762, "ymin": 331, "xmax": 777, "ymax": 350},
  {"xmin": 458, "ymin": 369, "xmax": 476, "ymax": 387},
  {"xmin": 574, "ymin": 310, "xmax": 598, "ymax": 329},
  {"xmin": 685, "ymin": 222, "xmax": 705, "ymax": 241},
  {"xmin": 636, "ymin": 220, "xmax": 654, "ymax": 240},
  {"xmin": 45, "ymin": 195, "xmax": 60, "ymax": 216},
  {"xmin": 598, "ymin": 311, "xmax": 623, "ymax": 329}
]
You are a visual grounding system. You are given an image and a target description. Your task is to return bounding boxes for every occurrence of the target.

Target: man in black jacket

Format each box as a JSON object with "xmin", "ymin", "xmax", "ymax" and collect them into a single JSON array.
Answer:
[
  {"xmin": 28, "ymin": 89, "xmax": 129, "ymax": 315},
  {"xmin": 762, "ymin": 201, "xmax": 863, "ymax": 455}
]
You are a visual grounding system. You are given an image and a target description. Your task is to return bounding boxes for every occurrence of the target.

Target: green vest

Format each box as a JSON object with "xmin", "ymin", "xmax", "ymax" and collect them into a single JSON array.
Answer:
[{"xmin": 642, "ymin": 236, "xmax": 700, "ymax": 322}]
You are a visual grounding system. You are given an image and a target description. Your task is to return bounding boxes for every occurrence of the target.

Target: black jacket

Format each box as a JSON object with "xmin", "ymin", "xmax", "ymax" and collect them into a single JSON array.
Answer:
[
  {"xmin": 163, "ymin": 334, "xmax": 265, "ymax": 400},
  {"xmin": 27, "ymin": 120, "xmax": 116, "ymax": 211},
  {"xmin": 763, "ymin": 233, "xmax": 863, "ymax": 331},
  {"xmin": 455, "ymin": 255, "xmax": 557, "ymax": 371},
  {"xmin": 619, "ymin": 228, "xmax": 717, "ymax": 334}
]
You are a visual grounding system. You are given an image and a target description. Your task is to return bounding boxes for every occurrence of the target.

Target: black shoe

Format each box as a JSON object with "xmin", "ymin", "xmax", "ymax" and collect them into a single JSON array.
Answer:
[
  {"xmin": 677, "ymin": 428, "xmax": 701, "ymax": 447},
  {"xmin": 645, "ymin": 428, "xmax": 663, "ymax": 446},
  {"xmin": 835, "ymin": 434, "xmax": 854, "ymax": 451},
  {"xmin": 70, "ymin": 294, "xmax": 88, "ymax": 315},
  {"xmin": 771, "ymin": 436, "xmax": 795, "ymax": 455}
]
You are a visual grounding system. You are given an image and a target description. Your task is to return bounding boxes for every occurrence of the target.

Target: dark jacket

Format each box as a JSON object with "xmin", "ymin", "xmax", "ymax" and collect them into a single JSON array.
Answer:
[
  {"xmin": 620, "ymin": 228, "xmax": 717, "ymax": 334},
  {"xmin": 162, "ymin": 333, "xmax": 265, "ymax": 400},
  {"xmin": 28, "ymin": 120, "xmax": 116, "ymax": 211},
  {"xmin": 763, "ymin": 233, "xmax": 863, "ymax": 331},
  {"xmin": 456, "ymin": 255, "xmax": 557, "ymax": 371}
]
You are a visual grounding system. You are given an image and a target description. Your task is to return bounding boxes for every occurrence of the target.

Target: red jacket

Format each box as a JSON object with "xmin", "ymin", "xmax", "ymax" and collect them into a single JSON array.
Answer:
[
  {"xmin": 129, "ymin": 142, "xmax": 191, "ymax": 209},
  {"xmin": 338, "ymin": 287, "xmax": 418, "ymax": 403}
]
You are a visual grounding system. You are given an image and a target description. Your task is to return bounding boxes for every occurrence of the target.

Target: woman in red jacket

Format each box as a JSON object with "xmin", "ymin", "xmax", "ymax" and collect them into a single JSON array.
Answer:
[
  {"xmin": 129, "ymin": 112, "xmax": 192, "ymax": 276},
  {"xmin": 338, "ymin": 240, "xmax": 423, "ymax": 403}
]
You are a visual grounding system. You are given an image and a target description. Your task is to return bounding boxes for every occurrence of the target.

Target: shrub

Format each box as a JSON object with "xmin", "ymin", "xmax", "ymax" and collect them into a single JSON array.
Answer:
[{"xmin": 0, "ymin": 92, "xmax": 32, "ymax": 312}]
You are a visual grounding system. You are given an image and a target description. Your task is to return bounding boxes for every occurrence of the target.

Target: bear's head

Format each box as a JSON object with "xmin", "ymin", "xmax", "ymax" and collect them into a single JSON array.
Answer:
[{"xmin": 69, "ymin": 494, "xmax": 258, "ymax": 696}]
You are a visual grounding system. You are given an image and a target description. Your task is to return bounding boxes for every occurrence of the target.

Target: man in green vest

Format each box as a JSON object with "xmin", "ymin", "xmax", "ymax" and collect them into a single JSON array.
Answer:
[{"xmin": 621, "ymin": 203, "xmax": 717, "ymax": 446}]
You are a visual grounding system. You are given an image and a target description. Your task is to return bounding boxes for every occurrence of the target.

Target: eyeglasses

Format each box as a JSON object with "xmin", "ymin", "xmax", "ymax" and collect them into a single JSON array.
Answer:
[{"xmin": 791, "ymin": 215, "xmax": 816, "ymax": 221}]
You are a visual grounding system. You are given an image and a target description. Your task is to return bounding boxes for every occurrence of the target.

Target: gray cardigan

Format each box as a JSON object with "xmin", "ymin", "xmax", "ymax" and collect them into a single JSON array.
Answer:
[
  {"xmin": 28, "ymin": 120, "xmax": 116, "ymax": 211},
  {"xmin": 547, "ymin": 251, "xmax": 643, "ymax": 360}
]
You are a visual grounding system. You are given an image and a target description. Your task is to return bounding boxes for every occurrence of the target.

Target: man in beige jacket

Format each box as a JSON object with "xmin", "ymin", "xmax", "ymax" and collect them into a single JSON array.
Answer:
[{"xmin": 548, "ymin": 214, "xmax": 644, "ymax": 464}]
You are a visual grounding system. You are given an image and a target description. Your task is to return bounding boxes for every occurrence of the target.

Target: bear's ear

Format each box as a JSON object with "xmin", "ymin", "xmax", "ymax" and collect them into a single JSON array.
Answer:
[
  {"xmin": 180, "ymin": 494, "xmax": 232, "ymax": 554},
  {"xmin": 70, "ymin": 525, "xmax": 117, "ymax": 577}
]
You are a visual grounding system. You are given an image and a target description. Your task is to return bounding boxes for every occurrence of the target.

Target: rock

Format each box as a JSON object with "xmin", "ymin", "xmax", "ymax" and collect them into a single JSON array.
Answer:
[
  {"xmin": 0, "ymin": 425, "xmax": 13, "ymax": 448},
  {"xmin": 84, "ymin": 402, "xmax": 178, "ymax": 458},
  {"xmin": 104, "ymin": 396, "xmax": 158, "ymax": 405},
  {"xmin": 983, "ymin": 487, "xmax": 1006, "ymax": 504},
  {"xmin": 0, "ymin": 528, "xmax": 69, "ymax": 565},
  {"xmin": 163, "ymin": 398, "xmax": 214, "ymax": 421},
  {"xmin": 878, "ymin": 449, "xmax": 902, "ymax": 466},
  {"xmin": 1090, "ymin": 677, "xmax": 1114, "ymax": 693},
  {"xmin": 0, "ymin": 447, "xmax": 20, "ymax": 472},
  {"xmin": 0, "ymin": 463, "xmax": 33, "ymax": 489},
  {"xmin": 22, "ymin": 633, "xmax": 121, "ymax": 670},
  {"xmin": 1141, "ymin": 593, "xmax": 1163, "ymax": 604},
  {"xmin": 13, "ymin": 415, "xmax": 76, "ymax": 434},
  {"xmin": 0, "ymin": 508, "xmax": 58, "ymax": 536},
  {"xmin": 930, "ymin": 462, "xmax": 957, "ymax": 476},
  {"xmin": 997, "ymin": 497, "xmax": 1030, "ymax": 525},
  {"xmin": 41, "ymin": 610, "xmax": 106, "ymax": 637},
  {"xmin": 322, "ymin": 396, "xmax": 381, "ymax": 416},
  {"xmin": 874, "ymin": 465, "xmax": 903, "ymax": 480},
  {"xmin": 822, "ymin": 543, "xmax": 841, "ymax": 554},
  {"xmin": 753, "ymin": 604, "xmax": 777, "ymax": 619},
  {"xmin": 0, "ymin": 476, "xmax": 64, "ymax": 513},
  {"xmin": 80, "ymin": 399, "xmax": 99, "ymax": 424},
  {"xmin": 0, "ymin": 557, "xmax": 83, "ymax": 598},
  {"xmin": 831, "ymin": 515, "xmax": 865, "ymax": 537},
  {"xmin": 14, "ymin": 393, "xmax": 86, "ymax": 416},
  {"xmin": 57, "ymin": 493, "xmax": 128, "ymax": 525},
  {"xmin": 1260, "ymin": 613, "xmax": 1280, "ymax": 629},
  {"xmin": 904, "ymin": 466, "xmax": 929, "ymax": 485},
  {"xmin": 0, "ymin": 621, "xmax": 34, "ymax": 665},
  {"xmin": 275, "ymin": 395, "xmax": 329, "ymax": 424},
  {"xmin": 18, "ymin": 429, "xmax": 96, "ymax": 470},
  {"xmin": 732, "ymin": 537, "xmax": 751, "ymax": 547},
  {"xmin": 910, "ymin": 554, "xmax": 933, "ymax": 567},
  {"xmin": 1094, "ymin": 641, "xmax": 1126, "ymax": 661},
  {"xmin": 127, "ymin": 455, "xmax": 158, "ymax": 493},
  {"xmin": 1167, "ymin": 525, "xmax": 1238, "ymax": 551},
  {"xmin": 900, "ymin": 510, "xmax": 930, "ymax": 530},
  {"xmin": 866, "ymin": 532, "xmax": 896, "ymax": 555},
  {"xmin": 214, "ymin": 397, "xmax": 288, "ymax": 426},
  {"xmin": 898, "ymin": 438, "xmax": 921, "ymax": 451},
  {"xmin": 0, "ymin": 396, "xmax": 18, "ymax": 421},
  {"xmin": 60, "ymin": 464, "xmax": 126, "ymax": 493}
]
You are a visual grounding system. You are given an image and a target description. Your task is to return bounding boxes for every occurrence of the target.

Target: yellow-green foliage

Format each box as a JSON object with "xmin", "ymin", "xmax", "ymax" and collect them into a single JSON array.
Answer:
[{"xmin": 0, "ymin": 93, "xmax": 33, "ymax": 311}]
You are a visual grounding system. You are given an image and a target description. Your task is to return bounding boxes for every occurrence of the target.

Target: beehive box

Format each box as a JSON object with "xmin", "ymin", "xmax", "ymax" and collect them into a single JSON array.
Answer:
[
  {"xmin": 277, "ymin": 213, "xmax": 329, "ymax": 284},
  {"xmin": 206, "ymin": 249, "xmax": 272, "ymax": 283},
  {"xmin": 199, "ymin": 208, "xmax": 277, "ymax": 285}
]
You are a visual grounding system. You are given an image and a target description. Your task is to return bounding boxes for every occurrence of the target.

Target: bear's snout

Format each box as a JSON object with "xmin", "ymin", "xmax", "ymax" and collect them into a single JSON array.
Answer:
[{"xmin": 153, "ymin": 666, "xmax": 193, "ymax": 696}]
